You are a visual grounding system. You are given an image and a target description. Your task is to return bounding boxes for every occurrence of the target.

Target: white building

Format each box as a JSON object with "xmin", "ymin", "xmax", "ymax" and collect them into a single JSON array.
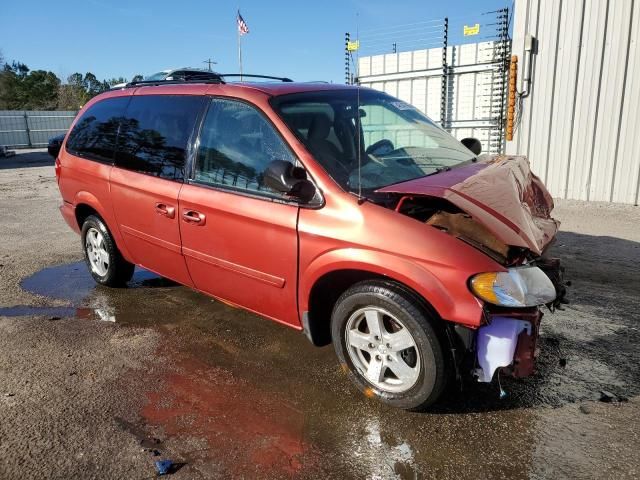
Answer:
[{"xmin": 358, "ymin": 0, "xmax": 640, "ymax": 205}]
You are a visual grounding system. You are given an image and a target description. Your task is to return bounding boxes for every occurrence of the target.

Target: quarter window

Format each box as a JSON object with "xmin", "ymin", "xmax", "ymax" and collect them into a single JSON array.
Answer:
[
  {"xmin": 65, "ymin": 96, "xmax": 129, "ymax": 163},
  {"xmin": 195, "ymin": 99, "xmax": 298, "ymax": 197},
  {"xmin": 114, "ymin": 95, "xmax": 205, "ymax": 181}
]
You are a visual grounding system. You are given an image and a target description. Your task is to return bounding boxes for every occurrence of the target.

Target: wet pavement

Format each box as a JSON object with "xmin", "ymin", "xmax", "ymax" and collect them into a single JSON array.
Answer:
[
  {"xmin": 2, "ymin": 240, "xmax": 639, "ymax": 479},
  {"xmin": 1, "ymin": 158, "xmax": 639, "ymax": 479}
]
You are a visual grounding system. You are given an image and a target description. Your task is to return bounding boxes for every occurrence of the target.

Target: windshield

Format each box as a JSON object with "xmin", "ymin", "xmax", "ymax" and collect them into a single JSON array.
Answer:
[
  {"xmin": 272, "ymin": 89, "xmax": 476, "ymax": 192},
  {"xmin": 144, "ymin": 71, "xmax": 171, "ymax": 81}
]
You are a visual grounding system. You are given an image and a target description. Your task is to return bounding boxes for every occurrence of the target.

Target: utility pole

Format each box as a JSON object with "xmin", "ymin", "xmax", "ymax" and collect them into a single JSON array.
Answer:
[{"xmin": 202, "ymin": 58, "xmax": 218, "ymax": 72}]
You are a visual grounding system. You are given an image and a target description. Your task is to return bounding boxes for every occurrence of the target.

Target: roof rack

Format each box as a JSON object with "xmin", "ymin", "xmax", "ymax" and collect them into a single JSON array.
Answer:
[
  {"xmin": 122, "ymin": 73, "xmax": 293, "ymax": 89},
  {"xmin": 220, "ymin": 74, "xmax": 293, "ymax": 82},
  {"xmin": 124, "ymin": 78, "xmax": 224, "ymax": 88}
]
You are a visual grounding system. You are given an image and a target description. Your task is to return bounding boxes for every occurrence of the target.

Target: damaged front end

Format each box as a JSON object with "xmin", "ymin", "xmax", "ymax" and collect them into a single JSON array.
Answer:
[
  {"xmin": 475, "ymin": 310, "xmax": 542, "ymax": 382},
  {"xmin": 377, "ymin": 155, "xmax": 569, "ymax": 384},
  {"xmin": 444, "ymin": 262, "xmax": 566, "ymax": 386},
  {"xmin": 471, "ymin": 258, "xmax": 567, "ymax": 384}
]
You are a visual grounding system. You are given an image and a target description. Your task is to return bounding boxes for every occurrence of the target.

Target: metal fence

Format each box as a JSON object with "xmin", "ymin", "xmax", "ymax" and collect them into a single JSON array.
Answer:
[
  {"xmin": 0, "ymin": 110, "xmax": 77, "ymax": 148},
  {"xmin": 348, "ymin": 9, "xmax": 511, "ymax": 155}
]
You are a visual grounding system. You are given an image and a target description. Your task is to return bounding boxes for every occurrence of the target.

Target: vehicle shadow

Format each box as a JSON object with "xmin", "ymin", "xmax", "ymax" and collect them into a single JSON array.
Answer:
[
  {"xmin": 430, "ymin": 230, "xmax": 640, "ymax": 414},
  {"xmin": 0, "ymin": 150, "xmax": 54, "ymax": 170}
]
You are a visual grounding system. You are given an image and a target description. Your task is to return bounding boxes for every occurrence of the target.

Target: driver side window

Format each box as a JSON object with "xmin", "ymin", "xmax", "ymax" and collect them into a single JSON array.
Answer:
[{"xmin": 195, "ymin": 99, "xmax": 298, "ymax": 198}]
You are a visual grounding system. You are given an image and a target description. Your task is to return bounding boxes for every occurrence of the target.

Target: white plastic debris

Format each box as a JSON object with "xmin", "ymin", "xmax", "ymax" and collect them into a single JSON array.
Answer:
[{"xmin": 475, "ymin": 316, "xmax": 531, "ymax": 383}]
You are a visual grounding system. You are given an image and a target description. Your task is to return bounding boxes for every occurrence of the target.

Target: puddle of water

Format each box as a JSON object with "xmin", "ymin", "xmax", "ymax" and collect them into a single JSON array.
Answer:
[
  {"xmin": 0, "ymin": 261, "xmax": 178, "ymax": 323},
  {"xmin": 0, "ymin": 304, "xmax": 118, "ymax": 323},
  {"xmin": 0, "ymin": 305, "xmax": 76, "ymax": 318},
  {"xmin": 20, "ymin": 261, "xmax": 93, "ymax": 304},
  {"xmin": 19, "ymin": 261, "xmax": 164, "ymax": 304}
]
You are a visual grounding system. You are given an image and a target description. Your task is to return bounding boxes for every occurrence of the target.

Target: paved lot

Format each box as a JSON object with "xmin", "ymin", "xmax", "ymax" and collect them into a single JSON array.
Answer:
[{"xmin": 1, "ymin": 150, "xmax": 639, "ymax": 479}]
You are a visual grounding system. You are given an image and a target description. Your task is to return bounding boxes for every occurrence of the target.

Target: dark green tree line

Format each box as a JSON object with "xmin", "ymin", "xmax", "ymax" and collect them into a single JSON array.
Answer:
[{"xmin": 0, "ymin": 54, "xmax": 141, "ymax": 110}]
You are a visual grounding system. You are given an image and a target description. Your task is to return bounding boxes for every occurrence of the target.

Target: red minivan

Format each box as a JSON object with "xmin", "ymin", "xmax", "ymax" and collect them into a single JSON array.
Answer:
[{"xmin": 56, "ymin": 76, "xmax": 565, "ymax": 410}]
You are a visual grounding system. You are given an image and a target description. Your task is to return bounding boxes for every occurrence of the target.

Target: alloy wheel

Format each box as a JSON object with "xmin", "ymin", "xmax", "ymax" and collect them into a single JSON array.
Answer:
[
  {"xmin": 344, "ymin": 307, "xmax": 421, "ymax": 393},
  {"xmin": 85, "ymin": 227, "xmax": 109, "ymax": 277}
]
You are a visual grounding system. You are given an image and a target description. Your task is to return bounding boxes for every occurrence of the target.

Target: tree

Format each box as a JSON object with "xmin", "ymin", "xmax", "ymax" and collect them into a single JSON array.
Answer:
[
  {"xmin": 57, "ymin": 84, "xmax": 84, "ymax": 110},
  {"xmin": 21, "ymin": 70, "xmax": 60, "ymax": 109},
  {"xmin": 107, "ymin": 77, "xmax": 127, "ymax": 87},
  {"xmin": 57, "ymin": 73, "xmax": 87, "ymax": 110},
  {"xmin": 57, "ymin": 72, "xmax": 110, "ymax": 109},
  {"xmin": 0, "ymin": 63, "xmax": 21, "ymax": 109},
  {"xmin": 83, "ymin": 72, "xmax": 105, "ymax": 97},
  {"xmin": 0, "ymin": 56, "xmax": 140, "ymax": 110},
  {"xmin": 0, "ymin": 62, "xmax": 59, "ymax": 110}
]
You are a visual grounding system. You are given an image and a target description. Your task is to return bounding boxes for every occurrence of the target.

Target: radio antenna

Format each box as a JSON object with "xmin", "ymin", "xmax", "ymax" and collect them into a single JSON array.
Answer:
[{"xmin": 356, "ymin": 13, "xmax": 362, "ymax": 200}]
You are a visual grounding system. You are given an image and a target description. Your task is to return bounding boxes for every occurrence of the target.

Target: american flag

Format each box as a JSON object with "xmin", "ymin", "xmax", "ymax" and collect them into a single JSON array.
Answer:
[{"xmin": 237, "ymin": 11, "xmax": 249, "ymax": 35}]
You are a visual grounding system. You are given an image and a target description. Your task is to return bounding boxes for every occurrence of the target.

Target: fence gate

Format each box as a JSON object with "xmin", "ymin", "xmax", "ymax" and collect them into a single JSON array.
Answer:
[{"xmin": 349, "ymin": 9, "xmax": 511, "ymax": 155}]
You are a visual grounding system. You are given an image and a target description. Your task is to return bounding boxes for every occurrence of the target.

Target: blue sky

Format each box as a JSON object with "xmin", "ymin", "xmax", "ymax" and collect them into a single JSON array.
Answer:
[{"xmin": 1, "ymin": 0, "xmax": 510, "ymax": 83}]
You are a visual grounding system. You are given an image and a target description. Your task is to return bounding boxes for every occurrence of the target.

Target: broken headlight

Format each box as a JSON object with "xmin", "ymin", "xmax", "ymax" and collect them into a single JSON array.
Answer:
[{"xmin": 470, "ymin": 266, "xmax": 556, "ymax": 308}]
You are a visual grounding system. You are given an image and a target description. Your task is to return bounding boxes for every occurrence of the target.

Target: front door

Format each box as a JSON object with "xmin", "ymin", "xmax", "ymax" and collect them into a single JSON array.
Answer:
[
  {"xmin": 110, "ymin": 94, "xmax": 206, "ymax": 285},
  {"xmin": 179, "ymin": 98, "xmax": 300, "ymax": 326}
]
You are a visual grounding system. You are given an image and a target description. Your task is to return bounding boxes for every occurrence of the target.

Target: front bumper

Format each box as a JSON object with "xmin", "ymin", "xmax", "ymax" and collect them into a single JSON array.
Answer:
[{"xmin": 475, "ymin": 310, "xmax": 542, "ymax": 382}]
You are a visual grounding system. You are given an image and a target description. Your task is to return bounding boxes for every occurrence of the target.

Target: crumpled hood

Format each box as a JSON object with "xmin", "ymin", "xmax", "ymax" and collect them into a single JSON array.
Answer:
[{"xmin": 377, "ymin": 155, "xmax": 560, "ymax": 255}]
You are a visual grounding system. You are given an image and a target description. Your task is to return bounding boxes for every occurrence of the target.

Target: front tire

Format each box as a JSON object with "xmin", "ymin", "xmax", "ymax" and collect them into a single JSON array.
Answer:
[
  {"xmin": 331, "ymin": 280, "xmax": 447, "ymax": 410},
  {"xmin": 81, "ymin": 215, "xmax": 134, "ymax": 287}
]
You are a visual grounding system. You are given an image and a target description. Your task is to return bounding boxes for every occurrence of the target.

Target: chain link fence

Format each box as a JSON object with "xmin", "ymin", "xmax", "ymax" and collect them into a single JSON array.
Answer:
[{"xmin": 0, "ymin": 111, "xmax": 77, "ymax": 148}]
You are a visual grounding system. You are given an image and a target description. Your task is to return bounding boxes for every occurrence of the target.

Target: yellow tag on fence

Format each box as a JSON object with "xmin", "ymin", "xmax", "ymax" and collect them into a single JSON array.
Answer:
[
  {"xmin": 347, "ymin": 40, "xmax": 360, "ymax": 52},
  {"xmin": 464, "ymin": 24, "xmax": 480, "ymax": 36}
]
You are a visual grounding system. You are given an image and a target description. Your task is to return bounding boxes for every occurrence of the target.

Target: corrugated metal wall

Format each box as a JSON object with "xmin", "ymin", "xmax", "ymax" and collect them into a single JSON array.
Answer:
[
  {"xmin": 0, "ymin": 110, "xmax": 76, "ymax": 148},
  {"xmin": 358, "ymin": 41, "xmax": 507, "ymax": 154},
  {"xmin": 508, "ymin": 0, "xmax": 640, "ymax": 205}
]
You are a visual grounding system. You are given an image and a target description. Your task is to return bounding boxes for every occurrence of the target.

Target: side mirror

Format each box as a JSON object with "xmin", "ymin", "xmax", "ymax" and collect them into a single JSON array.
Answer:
[
  {"xmin": 263, "ymin": 160, "xmax": 316, "ymax": 203},
  {"xmin": 461, "ymin": 137, "xmax": 482, "ymax": 156}
]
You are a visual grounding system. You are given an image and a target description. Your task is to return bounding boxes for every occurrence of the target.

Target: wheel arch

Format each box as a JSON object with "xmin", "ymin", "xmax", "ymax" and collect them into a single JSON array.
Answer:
[
  {"xmin": 299, "ymin": 250, "xmax": 457, "ymax": 347},
  {"xmin": 73, "ymin": 191, "xmax": 132, "ymax": 262},
  {"xmin": 73, "ymin": 191, "xmax": 108, "ymax": 228}
]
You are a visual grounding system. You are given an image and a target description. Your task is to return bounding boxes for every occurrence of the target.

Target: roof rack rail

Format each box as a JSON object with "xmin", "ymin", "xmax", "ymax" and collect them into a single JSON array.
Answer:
[
  {"xmin": 124, "ymin": 78, "xmax": 224, "ymax": 88},
  {"xmin": 121, "ymin": 73, "xmax": 293, "ymax": 89},
  {"xmin": 220, "ymin": 74, "xmax": 293, "ymax": 82}
]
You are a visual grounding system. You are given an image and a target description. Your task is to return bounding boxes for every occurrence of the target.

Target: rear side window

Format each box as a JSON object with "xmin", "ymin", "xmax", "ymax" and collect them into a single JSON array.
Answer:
[
  {"xmin": 194, "ymin": 98, "xmax": 297, "ymax": 198},
  {"xmin": 65, "ymin": 96, "xmax": 129, "ymax": 163},
  {"xmin": 114, "ymin": 95, "xmax": 205, "ymax": 181}
]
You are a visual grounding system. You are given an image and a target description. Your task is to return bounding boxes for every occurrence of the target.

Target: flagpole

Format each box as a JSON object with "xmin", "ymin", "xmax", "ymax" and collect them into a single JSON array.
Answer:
[{"xmin": 237, "ymin": 10, "xmax": 243, "ymax": 80}]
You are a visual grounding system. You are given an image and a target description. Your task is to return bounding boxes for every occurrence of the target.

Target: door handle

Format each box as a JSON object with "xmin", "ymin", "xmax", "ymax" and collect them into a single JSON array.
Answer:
[
  {"xmin": 155, "ymin": 202, "xmax": 175, "ymax": 219},
  {"xmin": 182, "ymin": 210, "xmax": 206, "ymax": 225}
]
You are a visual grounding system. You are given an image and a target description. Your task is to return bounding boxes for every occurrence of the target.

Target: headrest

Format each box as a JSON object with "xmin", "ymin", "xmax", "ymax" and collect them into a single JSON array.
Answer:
[{"xmin": 308, "ymin": 115, "xmax": 331, "ymax": 140}]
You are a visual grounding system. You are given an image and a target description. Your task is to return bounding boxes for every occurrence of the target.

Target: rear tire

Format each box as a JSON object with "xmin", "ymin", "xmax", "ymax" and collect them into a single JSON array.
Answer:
[
  {"xmin": 81, "ymin": 215, "xmax": 134, "ymax": 287},
  {"xmin": 331, "ymin": 280, "xmax": 447, "ymax": 411}
]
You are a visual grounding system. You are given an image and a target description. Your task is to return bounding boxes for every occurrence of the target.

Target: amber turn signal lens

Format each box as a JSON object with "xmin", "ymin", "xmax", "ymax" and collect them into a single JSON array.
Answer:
[
  {"xmin": 469, "ymin": 267, "xmax": 556, "ymax": 308},
  {"xmin": 469, "ymin": 272, "xmax": 500, "ymax": 305}
]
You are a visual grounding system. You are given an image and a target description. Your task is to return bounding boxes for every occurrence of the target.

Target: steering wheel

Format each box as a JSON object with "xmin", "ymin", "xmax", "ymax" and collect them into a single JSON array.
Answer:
[{"xmin": 365, "ymin": 139, "xmax": 394, "ymax": 156}]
